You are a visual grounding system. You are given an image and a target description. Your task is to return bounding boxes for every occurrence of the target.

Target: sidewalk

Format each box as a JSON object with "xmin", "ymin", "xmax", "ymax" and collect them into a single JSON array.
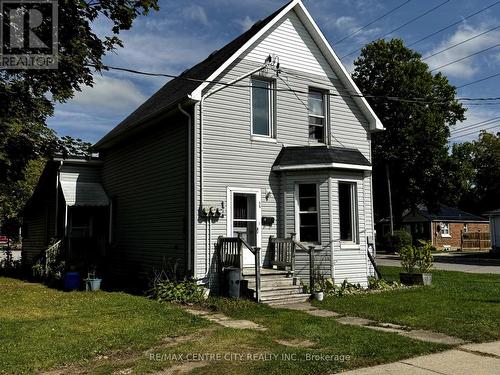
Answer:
[{"xmin": 340, "ymin": 341, "xmax": 500, "ymax": 375}]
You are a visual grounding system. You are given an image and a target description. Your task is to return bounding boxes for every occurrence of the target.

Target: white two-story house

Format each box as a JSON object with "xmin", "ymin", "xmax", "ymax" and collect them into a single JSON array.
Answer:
[{"xmin": 23, "ymin": 0, "xmax": 383, "ymax": 303}]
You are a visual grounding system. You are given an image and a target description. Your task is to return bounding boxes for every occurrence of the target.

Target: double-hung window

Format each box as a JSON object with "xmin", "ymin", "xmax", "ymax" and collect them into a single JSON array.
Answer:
[
  {"xmin": 339, "ymin": 182, "xmax": 358, "ymax": 243},
  {"xmin": 251, "ymin": 78, "xmax": 274, "ymax": 137},
  {"xmin": 297, "ymin": 184, "xmax": 320, "ymax": 243},
  {"xmin": 441, "ymin": 223, "xmax": 450, "ymax": 236},
  {"xmin": 308, "ymin": 89, "xmax": 326, "ymax": 143}
]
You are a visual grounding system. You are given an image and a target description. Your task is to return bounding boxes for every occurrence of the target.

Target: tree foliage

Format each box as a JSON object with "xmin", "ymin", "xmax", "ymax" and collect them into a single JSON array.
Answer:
[
  {"xmin": 352, "ymin": 39, "xmax": 466, "ymax": 223},
  {"xmin": 0, "ymin": 0, "xmax": 159, "ymax": 228},
  {"xmin": 447, "ymin": 131, "xmax": 500, "ymax": 214}
]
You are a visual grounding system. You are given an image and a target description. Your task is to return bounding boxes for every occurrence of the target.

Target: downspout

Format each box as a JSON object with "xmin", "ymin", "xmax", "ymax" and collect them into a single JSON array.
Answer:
[
  {"xmin": 55, "ymin": 161, "xmax": 62, "ymax": 237},
  {"xmin": 178, "ymin": 103, "xmax": 193, "ymax": 274}
]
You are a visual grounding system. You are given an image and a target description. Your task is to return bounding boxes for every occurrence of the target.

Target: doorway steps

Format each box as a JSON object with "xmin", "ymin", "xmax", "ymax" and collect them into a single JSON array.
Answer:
[{"xmin": 242, "ymin": 268, "xmax": 311, "ymax": 305}]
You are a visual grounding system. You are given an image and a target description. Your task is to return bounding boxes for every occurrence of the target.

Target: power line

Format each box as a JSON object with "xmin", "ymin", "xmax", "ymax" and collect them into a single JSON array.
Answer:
[
  {"xmin": 91, "ymin": 63, "xmax": 500, "ymax": 105},
  {"xmin": 422, "ymin": 24, "xmax": 500, "ymax": 61},
  {"xmin": 449, "ymin": 123, "xmax": 500, "ymax": 140},
  {"xmin": 451, "ymin": 117, "xmax": 500, "ymax": 135},
  {"xmin": 340, "ymin": 0, "xmax": 451, "ymax": 60},
  {"xmin": 333, "ymin": 0, "xmax": 412, "ymax": 45},
  {"xmin": 429, "ymin": 42, "xmax": 500, "ymax": 72},
  {"xmin": 407, "ymin": 0, "xmax": 500, "ymax": 48},
  {"xmin": 457, "ymin": 72, "xmax": 500, "ymax": 89},
  {"xmin": 451, "ymin": 115, "xmax": 500, "ymax": 132}
]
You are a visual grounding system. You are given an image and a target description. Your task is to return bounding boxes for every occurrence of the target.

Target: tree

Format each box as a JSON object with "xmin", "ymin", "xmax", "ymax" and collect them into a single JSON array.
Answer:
[
  {"xmin": 352, "ymin": 39, "xmax": 466, "ymax": 223},
  {"xmin": 448, "ymin": 131, "xmax": 500, "ymax": 214},
  {"xmin": 0, "ymin": 1, "xmax": 158, "ymax": 231}
]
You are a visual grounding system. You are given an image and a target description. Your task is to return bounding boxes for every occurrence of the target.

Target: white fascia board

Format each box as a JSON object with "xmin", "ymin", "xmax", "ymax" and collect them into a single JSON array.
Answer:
[
  {"xmin": 272, "ymin": 163, "xmax": 372, "ymax": 172},
  {"xmin": 293, "ymin": 2, "xmax": 384, "ymax": 131},
  {"xmin": 188, "ymin": 0, "xmax": 384, "ymax": 132},
  {"xmin": 189, "ymin": 0, "xmax": 300, "ymax": 101}
]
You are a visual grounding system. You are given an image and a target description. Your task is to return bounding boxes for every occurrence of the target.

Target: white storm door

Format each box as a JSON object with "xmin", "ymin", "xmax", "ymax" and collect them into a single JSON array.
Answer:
[{"xmin": 227, "ymin": 188, "xmax": 261, "ymax": 267}]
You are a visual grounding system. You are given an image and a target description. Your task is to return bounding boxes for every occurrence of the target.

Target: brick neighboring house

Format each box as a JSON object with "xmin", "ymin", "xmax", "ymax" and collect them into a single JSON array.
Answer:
[{"xmin": 402, "ymin": 205, "xmax": 490, "ymax": 251}]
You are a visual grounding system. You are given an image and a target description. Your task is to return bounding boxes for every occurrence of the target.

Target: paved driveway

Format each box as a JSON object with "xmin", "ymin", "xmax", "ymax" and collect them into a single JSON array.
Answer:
[{"xmin": 376, "ymin": 252, "xmax": 500, "ymax": 274}]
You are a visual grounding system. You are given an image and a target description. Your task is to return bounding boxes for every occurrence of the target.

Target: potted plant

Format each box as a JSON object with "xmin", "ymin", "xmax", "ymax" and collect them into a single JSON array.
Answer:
[
  {"xmin": 312, "ymin": 266, "xmax": 325, "ymax": 301},
  {"xmin": 84, "ymin": 265, "xmax": 102, "ymax": 291},
  {"xmin": 399, "ymin": 241, "xmax": 433, "ymax": 286}
]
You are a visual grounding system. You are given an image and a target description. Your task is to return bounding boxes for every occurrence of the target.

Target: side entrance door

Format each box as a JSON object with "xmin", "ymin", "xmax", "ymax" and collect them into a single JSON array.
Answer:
[{"xmin": 227, "ymin": 188, "xmax": 261, "ymax": 267}]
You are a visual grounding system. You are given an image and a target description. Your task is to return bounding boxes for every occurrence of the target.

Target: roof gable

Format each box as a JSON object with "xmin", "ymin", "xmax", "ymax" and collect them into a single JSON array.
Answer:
[{"xmin": 95, "ymin": 0, "xmax": 383, "ymax": 149}]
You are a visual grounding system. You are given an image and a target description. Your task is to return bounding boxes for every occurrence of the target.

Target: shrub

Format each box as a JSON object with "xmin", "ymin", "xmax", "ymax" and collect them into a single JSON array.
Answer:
[
  {"xmin": 400, "ymin": 242, "xmax": 434, "ymax": 274},
  {"xmin": 149, "ymin": 279, "xmax": 206, "ymax": 304},
  {"xmin": 386, "ymin": 229, "xmax": 412, "ymax": 252}
]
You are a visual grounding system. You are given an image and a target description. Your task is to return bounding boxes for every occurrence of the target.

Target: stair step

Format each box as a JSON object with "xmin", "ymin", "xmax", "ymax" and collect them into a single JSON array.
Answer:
[
  {"xmin": 261, "ymin": 293, "xmax": 311, "ymax": 305},
  {"xmin": 246, "ymin": 279, "xmax": 296, "ymax": 289},
  {"xmin": 242, "ymin": 268, "xmax": 290, "ymax": 277}
]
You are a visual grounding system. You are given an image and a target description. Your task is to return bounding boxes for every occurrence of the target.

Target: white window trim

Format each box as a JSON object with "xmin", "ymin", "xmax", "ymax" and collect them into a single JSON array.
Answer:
[
  {"xmin": 226, "ymin": 187, "xmax": 262, "ymax": 249},
  {"xmin": 441, "ymin": 222, "xmax": 451, "ymax": 237},
  {"xmin": 308, "ymin": 87, "xmax": 329, "ymax": 144},
  {"xmin": 294, "ymin": 183, "xmax": 321, "ymax": 245},
  {"xmin": 338, "ymin": 181, "xmax": 359, "ymax": 245},
  {"xmin": 250, "ymin": 78, "xmax": 275, "ymax": 139}
]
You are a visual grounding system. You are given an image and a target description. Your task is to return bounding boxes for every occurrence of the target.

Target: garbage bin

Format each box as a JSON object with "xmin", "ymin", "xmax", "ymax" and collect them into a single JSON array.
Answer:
[{"xmin": 226, "ymin": 267, "xmax": 241, "ymax": 298}]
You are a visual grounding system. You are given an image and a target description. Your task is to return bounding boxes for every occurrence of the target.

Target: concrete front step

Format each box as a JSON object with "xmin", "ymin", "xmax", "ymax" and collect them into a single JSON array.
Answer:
[
  {"xmin": 246, "ymin": 278, "xmax": 297, "ymax": 289},
  {"xmin": 259, "ymin": 287, "xmax": 304, "ymax": 298},
  {"xmin": 262, "ymin": 293, "xmax": 312, "ymax": 305}
]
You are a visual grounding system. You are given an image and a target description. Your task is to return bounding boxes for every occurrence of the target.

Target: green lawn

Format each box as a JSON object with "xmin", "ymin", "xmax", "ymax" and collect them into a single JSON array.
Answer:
[
  {"xmin": 313, "ymin": 266, "xmax": 500, "ymax": 342},
  {"xmin": 0, "ymin": 277, "xmax": 447, "ymax": 375},
  {"xmin": 0, "ymin": 277, "xmax": 209, "ymax": 374}
]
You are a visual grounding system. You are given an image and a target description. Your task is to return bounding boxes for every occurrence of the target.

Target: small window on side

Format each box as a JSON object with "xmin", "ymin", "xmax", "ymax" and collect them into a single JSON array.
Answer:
[
  {"xmin": 308, "ymin": 89, "xmax": 326, "ymax": 143},
  {"xmin": 251, "ymin": 78, "xmax": 274, "ymax": 137}
]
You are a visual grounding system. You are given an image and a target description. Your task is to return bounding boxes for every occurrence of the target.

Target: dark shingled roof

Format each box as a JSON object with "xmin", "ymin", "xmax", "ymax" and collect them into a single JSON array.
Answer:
[
  {"xmin": 411, "ymin": 205, "xmax": 488, "ymax": 222},
  {"xmin": 94, "ymin": 1, "xmax": 293, "ymax": 149},
  {"xmin": 273, "ymin": 146, "xmax": 371, "ymax": 169}
]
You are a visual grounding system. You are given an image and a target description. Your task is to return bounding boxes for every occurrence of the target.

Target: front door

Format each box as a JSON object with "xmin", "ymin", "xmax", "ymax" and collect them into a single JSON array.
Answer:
[{"xmin": 227, "ymin": 188, "xmax": 261, "ymax": 267}]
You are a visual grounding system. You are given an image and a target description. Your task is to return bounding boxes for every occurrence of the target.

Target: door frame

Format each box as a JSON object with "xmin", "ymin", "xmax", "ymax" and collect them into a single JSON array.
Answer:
[{"xmin": 226, "ymin": 187, "xmax": 262, "ymax": 249}]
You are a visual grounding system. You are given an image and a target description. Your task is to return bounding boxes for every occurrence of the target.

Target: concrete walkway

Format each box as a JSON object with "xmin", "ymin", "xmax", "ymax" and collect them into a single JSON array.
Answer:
[
  {"xmin": 340, "ymin": 341, "xmax": 500, "ymax": 374},
  {"xmin": 376, "ymin": 252, "xmax": 500, "ymax": 274},
  {"xmin": 184, "ymin": 308, "xmax": 267, "ymax": 331},
  {"xmin": 277, "ymin": 303, "xmax": 466, "ymax": 345}
]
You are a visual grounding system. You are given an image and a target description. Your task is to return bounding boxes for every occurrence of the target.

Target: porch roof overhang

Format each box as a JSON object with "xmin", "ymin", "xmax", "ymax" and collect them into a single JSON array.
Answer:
[
  {"xmin": 272, "ymin": 146, "xmax": 371, "ymax": 172},
  {"xmin": 60, "ymin": 181, "xmax": 109, "ymax": 207}
]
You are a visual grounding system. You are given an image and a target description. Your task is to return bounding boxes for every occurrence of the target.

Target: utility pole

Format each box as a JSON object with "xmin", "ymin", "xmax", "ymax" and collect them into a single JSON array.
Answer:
[{"xmin": 385, "ymin": 164, "xmax": 394, "ymax": 235}]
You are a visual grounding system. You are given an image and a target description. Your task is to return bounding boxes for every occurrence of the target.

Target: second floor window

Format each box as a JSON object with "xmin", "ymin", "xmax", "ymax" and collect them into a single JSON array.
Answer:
[
  {"xmin": 252, "ymin": 78, "xmax": 273, "ymax": 137},
  {"xmin": 308, "ymin": 89, "xmax": 326, "ymax": 143}
]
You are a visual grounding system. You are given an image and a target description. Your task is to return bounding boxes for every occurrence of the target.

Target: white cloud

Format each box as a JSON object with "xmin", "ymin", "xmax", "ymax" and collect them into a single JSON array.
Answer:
[
  {"xmin": 236, "ymin": 16, "xmax": 255, "ymax": 31},
  {"xmin": 71, "ymin": 75, "xmax": 147, "ymax": 111},
  {"xmin": 182, "ymin": 5, "xmax": 209, "ymax": 26},
  {"xmin": 425, "ymin": 22, "xmax": 500, "ymax": 79}
]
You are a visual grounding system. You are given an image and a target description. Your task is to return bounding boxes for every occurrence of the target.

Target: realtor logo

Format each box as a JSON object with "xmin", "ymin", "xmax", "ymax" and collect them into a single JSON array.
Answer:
[{"xmin": 0, "ymin": 0, "xmax": 58, "ymax": 69}]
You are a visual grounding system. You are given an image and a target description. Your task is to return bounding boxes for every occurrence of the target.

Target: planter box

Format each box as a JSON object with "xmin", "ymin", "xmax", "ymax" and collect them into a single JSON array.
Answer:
[{"xmin": 400, "ymin": 272, "xmax": 432, "ymax": 286}]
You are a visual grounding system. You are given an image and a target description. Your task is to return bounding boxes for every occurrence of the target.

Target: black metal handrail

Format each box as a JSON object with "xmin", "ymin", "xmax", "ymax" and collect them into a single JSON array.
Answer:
[{"xmin": 290, "ymin": 233, "xmax": 316, "ymax": 292}]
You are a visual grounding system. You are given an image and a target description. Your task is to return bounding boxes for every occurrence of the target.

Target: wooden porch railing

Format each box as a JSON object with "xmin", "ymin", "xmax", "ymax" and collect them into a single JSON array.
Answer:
[
  {"xmin": 269, "ymin": 235, "xmax": 296, "ymax": 273},
  {"xmin": 216, "ymin": 235, "xmax": 261, "ymax": 302},
  {"xmin": 290, "ymin": 233, "xmax": 316, "ymax": 292}
]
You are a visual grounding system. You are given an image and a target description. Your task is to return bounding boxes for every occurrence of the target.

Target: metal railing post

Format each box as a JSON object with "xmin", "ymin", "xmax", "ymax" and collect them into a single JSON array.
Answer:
[
  {"xmin": 308, "ymin": 245, "xmax": 315, "ymax": 292},
  {"xmin": 255, "ymin": 247, "xmax": 261, "ymax": 303}
]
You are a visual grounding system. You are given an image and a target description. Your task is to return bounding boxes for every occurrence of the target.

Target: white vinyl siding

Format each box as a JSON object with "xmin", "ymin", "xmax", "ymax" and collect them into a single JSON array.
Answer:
[{"xmin": 194, "ymin": 10, "xmax": 374, "ymax": 287}]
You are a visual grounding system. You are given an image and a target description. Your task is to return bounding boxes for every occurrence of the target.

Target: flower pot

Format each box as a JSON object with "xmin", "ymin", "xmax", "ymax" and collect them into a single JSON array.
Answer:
[
  {"xmin": 313, "ymin": 291, "xmax": 324, "ymax": 301},
  {"xmin": 85, "ymin": 278, "xmax": 102, "ymax": 291},
  {"xmin": 399, "ymin": 273, "xmax": 432, "ymax": 286}
]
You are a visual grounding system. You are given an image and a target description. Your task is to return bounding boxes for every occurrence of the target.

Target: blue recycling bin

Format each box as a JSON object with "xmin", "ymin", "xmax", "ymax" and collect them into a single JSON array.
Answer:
[{"xmin": 64, "ymin": 272, "xmax": 80, "ymax": 291}]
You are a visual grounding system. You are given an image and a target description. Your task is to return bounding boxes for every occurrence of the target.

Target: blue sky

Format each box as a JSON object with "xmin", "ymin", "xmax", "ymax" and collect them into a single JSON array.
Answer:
[{"xmin": 47, "ymin": 0, "xmax": 500, "ymax": 144}]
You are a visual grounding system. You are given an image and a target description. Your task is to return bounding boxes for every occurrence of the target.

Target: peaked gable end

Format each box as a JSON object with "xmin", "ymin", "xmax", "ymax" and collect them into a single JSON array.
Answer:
[{"xmin": 243, "ymin": 10, "xmax": 337, "ymax": 79}]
